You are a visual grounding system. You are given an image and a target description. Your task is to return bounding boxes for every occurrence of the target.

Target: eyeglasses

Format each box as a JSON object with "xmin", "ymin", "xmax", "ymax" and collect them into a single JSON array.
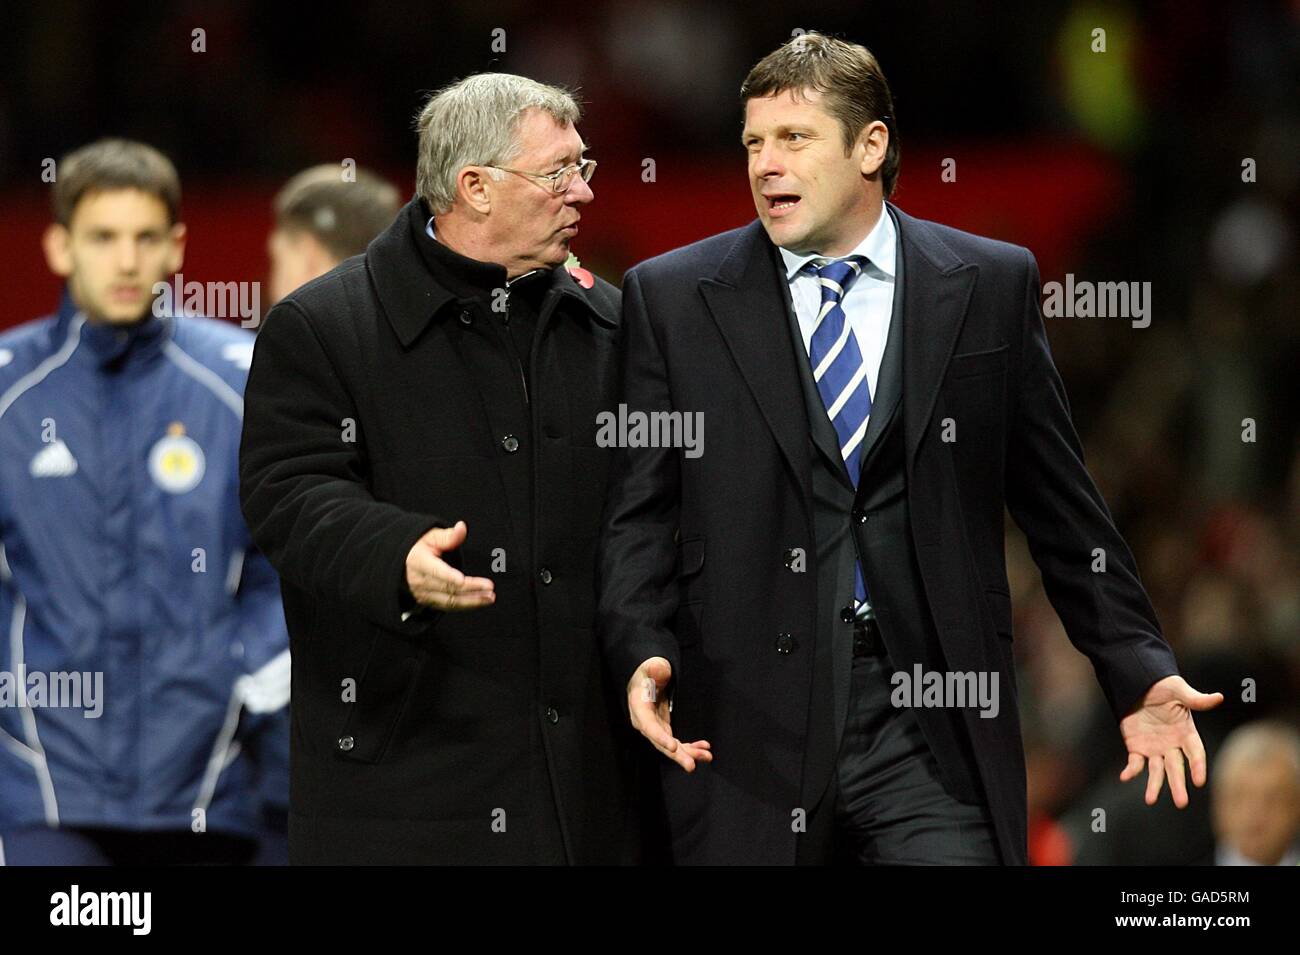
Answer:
[{"xmin": 485, "ymin": 158, "xmax": 597, "ymax": 194}]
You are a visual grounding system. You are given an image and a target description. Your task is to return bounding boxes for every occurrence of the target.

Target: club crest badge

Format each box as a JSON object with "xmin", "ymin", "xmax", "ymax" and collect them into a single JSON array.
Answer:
[{"xmin": 149, "ymin": 421, "xmax": 205, "ymax": 494}]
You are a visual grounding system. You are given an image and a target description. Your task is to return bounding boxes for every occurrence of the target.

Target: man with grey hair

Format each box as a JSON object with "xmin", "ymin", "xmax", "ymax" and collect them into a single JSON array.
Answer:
[
  {"xmin": 1212, "ymin": 721, "xmax": 1300, "ymax": 865},
  {"xmin": 240, "ymin": 73, "xmax": 637, "ymax": 864}
]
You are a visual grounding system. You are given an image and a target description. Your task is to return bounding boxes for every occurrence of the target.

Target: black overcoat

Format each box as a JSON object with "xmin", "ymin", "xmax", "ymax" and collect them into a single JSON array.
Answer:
[
  {"xmin": 240, "ymin": 198, "xmax": 638, "ymax": 864},
  {"xmin": 597, "ymin": 205, "xmax": 1181, "ymax": 865}
]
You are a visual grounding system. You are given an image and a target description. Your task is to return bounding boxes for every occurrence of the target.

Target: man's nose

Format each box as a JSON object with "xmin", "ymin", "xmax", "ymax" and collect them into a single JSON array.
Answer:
[
  {"xmin": 116, "ymin": 238, "xmax": 140, "ymax": 273},
  {"xmin": 565, "ymin": 174, "xmax": 594, "ymax": 204},
  {"xmin": 752, "ymin": 143, "xmax": 784, "ymax": 180}
]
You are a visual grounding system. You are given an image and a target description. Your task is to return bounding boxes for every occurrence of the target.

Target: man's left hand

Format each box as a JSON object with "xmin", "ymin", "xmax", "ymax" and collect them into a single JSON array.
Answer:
[{"xmin": 1119, "ymin": 675, "xmax": 1224, "ymax": 808}]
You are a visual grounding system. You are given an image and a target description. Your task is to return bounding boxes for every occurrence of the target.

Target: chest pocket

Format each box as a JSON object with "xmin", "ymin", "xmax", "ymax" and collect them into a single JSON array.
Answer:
[
  {"xmin": 942, "ymin": 344, "xmax": 1009, "ymax": 462},
  {"xmin": 947, "ymin": 343, "xmax": 1009, "ymax": 381}
]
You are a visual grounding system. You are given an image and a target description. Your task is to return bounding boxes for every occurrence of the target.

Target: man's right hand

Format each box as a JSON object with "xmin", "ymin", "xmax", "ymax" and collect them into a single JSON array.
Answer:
[
  {"xmin": 405, "ymin": 521, "xmax": 495, "ymax": 611},
  {"xmin": 628, "ymin": 657, "xmax": 712, "ymax": 772}
]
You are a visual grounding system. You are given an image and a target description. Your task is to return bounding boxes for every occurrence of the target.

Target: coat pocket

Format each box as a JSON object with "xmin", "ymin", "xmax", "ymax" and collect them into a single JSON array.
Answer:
[
  {"xmin": 333, "ymin": 633, "xmax": 424, "ymax": 764},
  {"xmin": 984, "ymin": 587, "xmax": 1014, "ymax": 639},
  {"xmin": 676, "ymin": 536, "xmax": 705, "ymax": 578},
  {"xmin": 947, "ymin": 343, "xmax": 1009, "ymax": 380}
]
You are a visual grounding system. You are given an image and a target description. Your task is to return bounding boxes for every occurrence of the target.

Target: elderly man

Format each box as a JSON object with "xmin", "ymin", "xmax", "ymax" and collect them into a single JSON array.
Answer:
[
  {"xmin": 1212, "ymin": 721, "xmax": 1300, "ymax": 866},
  {"xmin": 239, "ymin": 73, "xmax": 636, "ymax": 864}
]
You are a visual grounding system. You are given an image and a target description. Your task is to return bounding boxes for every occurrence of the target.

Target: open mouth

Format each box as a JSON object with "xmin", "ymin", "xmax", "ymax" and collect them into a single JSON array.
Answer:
[{"xmin": 765, "ymin": 194, "xmax": 801, "ymax": 215}]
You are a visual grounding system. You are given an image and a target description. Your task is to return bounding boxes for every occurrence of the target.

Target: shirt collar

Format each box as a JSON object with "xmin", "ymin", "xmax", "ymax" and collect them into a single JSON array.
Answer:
[
  {"xmin": 778, "ymin": 202, "xmax": 897, "ymax": 282},
  {"xmin": 55, "ymin": 284, "xmax": 173, "ymax": 368}
]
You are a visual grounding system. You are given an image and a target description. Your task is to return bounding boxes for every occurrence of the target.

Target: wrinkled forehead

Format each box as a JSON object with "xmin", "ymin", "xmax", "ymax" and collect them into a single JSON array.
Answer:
[{"xmin": 512, "ymin": 108, "xmax": 587, "ymax": 167}]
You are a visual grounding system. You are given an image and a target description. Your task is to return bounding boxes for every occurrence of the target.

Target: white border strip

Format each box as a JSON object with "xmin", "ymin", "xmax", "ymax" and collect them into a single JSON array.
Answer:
[
  {"xmin": 0, "ymin": 315, "xmax": 86, "ymax": 423},
  {"xmin": 192, "ymin": 686, "xmax": 244, "ymax": 814},
  {"xmin": 8, "ymin": 597, "xmax": 59, "ymax": 825},
  {"xmin": 163, "ymin": 340, "xmax": 244, "ymax": 419}
]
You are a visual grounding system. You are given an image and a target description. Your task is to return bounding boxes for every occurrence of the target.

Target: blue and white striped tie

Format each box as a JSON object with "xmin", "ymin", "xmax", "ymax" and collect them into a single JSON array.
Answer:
[{"xmin": 806, "ymin": 256, "xmax": 872, "ymax": 610}]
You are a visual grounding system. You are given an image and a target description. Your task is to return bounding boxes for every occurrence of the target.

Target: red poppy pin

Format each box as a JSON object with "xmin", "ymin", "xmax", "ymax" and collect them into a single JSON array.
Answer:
[{"xmin": 565, "ymin": 252, "xmax": 594, "ymax": 289}]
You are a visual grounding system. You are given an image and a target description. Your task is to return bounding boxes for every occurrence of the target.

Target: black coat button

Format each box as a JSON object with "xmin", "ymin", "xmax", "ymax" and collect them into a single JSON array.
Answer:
[
  {"xmin": 545, "ymin": 706, "xmax": 559, "ymax": 724},
  {"xmin": 840, "ymin": 605, "xmax": 856, "ymax": 623},
  {"xmin": 775, "ymin": 632, "xmax": 794, "ymax": 654},
  {"xmin": 337, "ymin": 736, "xmax": 355, "ymax": 752},
  {"xmin": 853, "ymin": 618, "xmax": 882, "ymax": 656},
  {"xmin": 853, "ymin": 509, "xmax": 867, "ymax": 524},
  {"xmin": 539, "ymin": 567, "xmax": 553, "ymax": 585},
  {"xmin": 501, "ymin": 434, "xmax": 519, "ymax": 453},
  {"xmin": 782, "ymin": 548, "xmax": 799, "ymax": 570},
  {"xmin": 458, "ymin": 309, "xmax": 473, "ymax": 325}
]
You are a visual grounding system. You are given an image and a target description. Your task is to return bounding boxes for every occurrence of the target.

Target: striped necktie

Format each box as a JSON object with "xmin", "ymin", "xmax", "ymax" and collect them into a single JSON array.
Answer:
[{"xmin": 805, "ymin": 256, "xmax": 872, "ymax": 610}]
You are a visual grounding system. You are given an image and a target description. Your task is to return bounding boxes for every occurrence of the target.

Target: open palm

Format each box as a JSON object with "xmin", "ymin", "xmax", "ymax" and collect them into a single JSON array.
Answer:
[{"xmin": 1118, "ymin": 675, "xmax": 1223, "ymax": 807}]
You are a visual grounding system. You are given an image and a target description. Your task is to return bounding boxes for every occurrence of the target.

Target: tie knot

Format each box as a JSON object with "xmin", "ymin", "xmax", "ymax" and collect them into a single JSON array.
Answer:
[{"xmin": 807, "ymin": 256, "xmax": 868, "ymax": 302}]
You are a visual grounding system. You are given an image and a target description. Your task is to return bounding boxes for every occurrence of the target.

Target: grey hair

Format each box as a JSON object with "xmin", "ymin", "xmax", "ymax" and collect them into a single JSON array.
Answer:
[
  {"xmin": 1212, "ymin": 721, "xmax": 1300, "ymax": 794},
  {"xmin": 414, "ymin": 73, "xmax": 582, "ymax": 215}
]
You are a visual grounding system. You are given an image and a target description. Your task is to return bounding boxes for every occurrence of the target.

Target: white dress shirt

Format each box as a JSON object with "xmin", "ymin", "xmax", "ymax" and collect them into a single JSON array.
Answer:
[
  {"xmin": 778, "ymin": 204, "xmax": 897, "ymax": 418},
  {"xmin": 778, "ymin": 206, "xmax": 897, "ymax": 620}
]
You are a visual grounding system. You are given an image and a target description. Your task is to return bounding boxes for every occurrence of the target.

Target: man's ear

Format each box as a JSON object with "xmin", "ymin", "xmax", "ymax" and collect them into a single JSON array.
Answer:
[
  {"xmin": 455, "ymin": 166, "xmax": 494, "ymax": 215},
  {"xmin": 42, "ymin": 223, "xmax": 73, "ymax": 278},
  {"xmin": 303, "ymin": 232, "xmax": 338, "ymax": 276},
  {"xmin": 857, "ymin": 120, "xmax": 889, "ymax": 178},
  {"xmin": 165, "ymin": 221, "xmax": 187, "ymax": 275}
]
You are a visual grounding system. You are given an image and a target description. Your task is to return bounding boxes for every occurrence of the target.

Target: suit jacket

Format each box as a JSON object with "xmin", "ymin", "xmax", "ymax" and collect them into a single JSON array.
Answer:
[
  {"xmin": 239, "ymin": 197, "xmax": 639, "ymax": 864},
  {"xmin": 596, "ymin": 201, "xmax": 1181, "ymax": 865}
]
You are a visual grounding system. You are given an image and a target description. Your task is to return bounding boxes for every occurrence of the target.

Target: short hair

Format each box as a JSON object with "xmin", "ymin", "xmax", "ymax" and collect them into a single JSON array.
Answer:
[
  {"xmin": 740, "ymin": 32, "xmax": 901, "ymax": 200},
  {"xmin": 413, "ymin": 72, "xmax": 581, "ymax": 215},
  {"xmin": 52, "ymin": 138, "xmax": 182, "ymax": 226},
  {"xmin": 1213, "ymin": 721, "xmax": 1300, "ymax": 794},
  {"xmin": 273, "ymin": 165, "xmax": 402, "ymax": 260}
]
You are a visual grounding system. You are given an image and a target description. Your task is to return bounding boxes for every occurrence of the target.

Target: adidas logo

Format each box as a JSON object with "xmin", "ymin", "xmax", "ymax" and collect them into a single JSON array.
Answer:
[{"xmin": 30, "ymin": 439, "xmax": 78, "ymax": 478}]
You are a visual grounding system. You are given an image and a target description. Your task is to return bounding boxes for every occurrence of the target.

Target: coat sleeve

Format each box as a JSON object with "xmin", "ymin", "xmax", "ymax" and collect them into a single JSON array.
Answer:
[
  {"xmin": 239, "ymin": 299, "xmax": 453, "ymax": 635},
  {"xmin": 1004, "ymin": 247, "xmax": 1180, "ymax": 721},
  {"xmin": 595, "ymin": 268, "xmax": 684, "ymax": 694}
]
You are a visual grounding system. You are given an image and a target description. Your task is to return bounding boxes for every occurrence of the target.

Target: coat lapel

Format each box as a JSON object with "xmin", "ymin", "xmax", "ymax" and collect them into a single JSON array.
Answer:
[
  {"xmin": 890, "ymin": 203, "xmax": 980, "ymax": 470},
  {"xmin": 769, "ymin": 242, "xmax": 854, "ymax": 490},
  {"xmin": 695, "ymin": 206, "xmax": 980, "ymax": 513},
  {"xmin": 852, "ymin": 203, "xmax": 906, "ymax": 480},
  {"xmin": 699, "ymin": 221, "xmax": 815, "ymax": 516}
]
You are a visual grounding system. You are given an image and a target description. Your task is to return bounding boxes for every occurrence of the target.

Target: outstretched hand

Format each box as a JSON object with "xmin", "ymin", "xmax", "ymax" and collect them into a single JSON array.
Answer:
[
  {"xmin": 627, "ymin": 657, "xmax": 713, "ymax": 772},
  {"xmin": 1118, "ymin": 675, "xmax": 1223, "ymax": 808}
]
